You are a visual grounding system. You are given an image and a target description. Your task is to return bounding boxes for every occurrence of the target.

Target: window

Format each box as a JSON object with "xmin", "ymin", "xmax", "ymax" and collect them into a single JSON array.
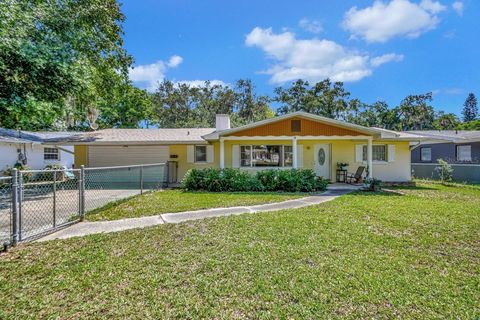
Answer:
[
  {"xmin": 421, "ymin": 147, "xmax": 432, "ymax": 161},
  {"xmin": 240, "ymin": 146, "xmax": 252, "ymax": 167},
  {"xmin": 241, "ymin": 145, "xmax": 292, "ymax": 167},
  {"xmin": 291, "ymin": 120, "xmax": 301, "ymax": 132},
  {"xmin": 194, "ymin": 145, "xmax": 207, "ymax": 162},
  {"xmin": 362, "ymin": 145, "xmax": 387, "ymax": 162},
  {"xmin": 457, "ymin": 145, "xmax": 472, "ymax": 162},
  {"xmin": 44, "ymin": 147, "xmax": 59, "ymax": 160}
]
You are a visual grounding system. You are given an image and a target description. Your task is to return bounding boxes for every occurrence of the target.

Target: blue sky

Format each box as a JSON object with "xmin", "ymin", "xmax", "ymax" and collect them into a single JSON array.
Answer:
[{"xmin": 123, "ymin": 0, "xmax": 479, "ymax": 116}]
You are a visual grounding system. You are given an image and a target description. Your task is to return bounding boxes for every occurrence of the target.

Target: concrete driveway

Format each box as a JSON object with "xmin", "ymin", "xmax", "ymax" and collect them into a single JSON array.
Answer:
[{"xmin": 0, "ymin": 188, "xmax": 142, "ymax": 243}]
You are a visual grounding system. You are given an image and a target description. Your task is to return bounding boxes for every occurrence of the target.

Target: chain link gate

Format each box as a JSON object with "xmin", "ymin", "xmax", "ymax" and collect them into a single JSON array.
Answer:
[
  {"xmin": 14, "ymin": 168, "xmax": 83, "ymax": 242},
  {"xmin": 3, "ymin": 163, "xmax": 166, "ymax": 246}
]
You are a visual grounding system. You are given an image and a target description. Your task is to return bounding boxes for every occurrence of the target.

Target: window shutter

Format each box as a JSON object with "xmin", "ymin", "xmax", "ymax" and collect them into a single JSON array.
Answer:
[
  {"xmin": 388, "ymin": 145, "xmax": 396, "ymax": 162},
  {"xmin": 355, "ymin": 145, "xmax": 364, "ymax": 163},
  {"xmin": 187, "ymin": 145, "xmax": 194, "ymax": 163},
  {"xmin": 296, "ymin": 145, "xmax": 303, "ymax": 168},
  {"xmin": 206, "ymin": 145, "xmax": 214, "ymax": 163},
  {"xmin": 232, "ymin": 145, "xmax": 240, "ymax": 168}
]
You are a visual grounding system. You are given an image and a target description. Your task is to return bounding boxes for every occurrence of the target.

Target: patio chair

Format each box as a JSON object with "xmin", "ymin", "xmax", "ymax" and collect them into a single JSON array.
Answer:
[{"xmin": 346, "ymin": 166, "xmax": 365, "ymax": 184}]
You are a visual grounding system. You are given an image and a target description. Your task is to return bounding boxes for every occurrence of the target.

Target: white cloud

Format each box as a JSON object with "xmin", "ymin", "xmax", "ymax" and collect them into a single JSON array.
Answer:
[
  {"xmin": 298, "ymin": 18, "xmax": 323, "ymax": 34},
  {"xmin": 167, "ymin": 55, "xmax": 183, "ymax": 67},
  {"xmin": 452, "ymin": 1, "xmax": 464, "ymax": 16},
  {"xmin": 245, "ymin": 27, "xmax": 403, "ymax": 84},
  {"xmin": 433, "ymin": 87, "xmax": 464, "ymax": 95},
  {"xmin": 175, "ymin": 80, "xmax": 228, "ymax": 88},
  {"xmin": 129, "ymin": 55, "xmax": 183, "ymax": 91},
  {"xmin": 420, "ymin": 0, "xmax": 447, "ymax": 13},
  {"xmin": 370, "ymin": 53, "xmax": 404, "ymax": 67},
  {"xmin": 342, "ymin": 0, "xmax": 446, "ymax": 43}
]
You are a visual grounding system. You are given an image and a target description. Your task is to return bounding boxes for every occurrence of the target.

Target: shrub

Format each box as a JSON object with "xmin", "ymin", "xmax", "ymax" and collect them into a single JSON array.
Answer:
[
  {"xmin": 435, "ymin": 159, "xmax": 453, "ymax": 183},
  {"xmin": 256, "ymin": 169, "xmax": 279, "ymax": 191},
  {"xmin": 3, "ymin": 163, "xmax": 33, "ymax": 182},
  {"xmin": 363, "ymin": 177, "xmax": 382, "ymax": 191},
  {"xmin": 315, "ymin": 177, "xmax": 329, "ymax": 191},
  {"xmin": 182, "ymin": 168, "xmax": 207, "ymax": 191},
  {"xmin": 182, "ymin": 168, "xmax": 326, "ymax": 193}
]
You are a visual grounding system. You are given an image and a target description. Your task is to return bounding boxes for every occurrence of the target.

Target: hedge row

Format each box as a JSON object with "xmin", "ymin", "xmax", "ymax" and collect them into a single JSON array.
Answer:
[{"xmin": 182, "ymin": 168, "xmax": 328, "ymax": 192}]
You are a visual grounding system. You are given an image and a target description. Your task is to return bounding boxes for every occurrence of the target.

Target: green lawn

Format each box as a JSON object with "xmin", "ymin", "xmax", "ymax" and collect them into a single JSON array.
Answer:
[
  {"xmin": 1, "ymin": 183, "xmax": 479, "ymax": 319},
  {"xmin": 86, "ymin": 190, "xmax": 306, "ymax": 221}
]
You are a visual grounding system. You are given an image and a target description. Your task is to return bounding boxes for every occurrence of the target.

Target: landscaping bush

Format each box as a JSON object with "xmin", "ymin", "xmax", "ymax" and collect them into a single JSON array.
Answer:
[
  {"xmin": 363, "ymin": 177, "xmax": 382, "ymax": 191},
  {"xmin": 435, "ymin": 159, "xmax": 453, "ymax": 184},
  {"xmin": 182, "ymin": 168, "xmax": 328, "ymax": 192},
  {"xmin": 2, "ymin": 163, "xmax": 33, "ymax": 182}
]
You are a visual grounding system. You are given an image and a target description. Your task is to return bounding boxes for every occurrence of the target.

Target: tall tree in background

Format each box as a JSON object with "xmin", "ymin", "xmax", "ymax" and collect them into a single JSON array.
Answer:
[
  {"xmin": 235, "ymin": 79, "xmax": 273, "ymax": 124},
  {"xmin": 395, "ymin": 93, "xmax": 435, "ymax": 130},
  {"xmin": 433, "ymin": 112, "xmax": 460, "ymax": 130},
  {"xmin": 274, "ymin": 79, "xmax": 350, "ymax": 119},
  {"xmin": 0, "ymin": 0, "xmax": 148, "ymax": 130},
  {"xmin": 151, "ymin": 80, "xmax": 273, "ymax": 128},
  {"xmin": 461, "ymin": 93, "xmax": 478, "ymax": 122}
]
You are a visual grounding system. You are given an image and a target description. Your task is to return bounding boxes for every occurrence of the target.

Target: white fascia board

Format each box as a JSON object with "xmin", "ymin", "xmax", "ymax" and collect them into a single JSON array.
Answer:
[{"xmin": 221, "ymin": 135, "xmax": 372, "ymax": 141}]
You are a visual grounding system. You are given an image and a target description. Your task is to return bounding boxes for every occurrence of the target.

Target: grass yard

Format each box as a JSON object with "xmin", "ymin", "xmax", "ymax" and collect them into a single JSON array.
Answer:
[
  {"xmin": 0, "ymin": 183, "xmax": 479, "ymax": 319},
  {"xmin": 86, "ymin": 190, "xmax": 306, "ymax": 221}
]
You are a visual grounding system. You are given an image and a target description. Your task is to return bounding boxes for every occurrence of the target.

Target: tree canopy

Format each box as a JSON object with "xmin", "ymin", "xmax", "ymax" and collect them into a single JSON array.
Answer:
[
  {"xmin": 0, "ymin": 0, "xmax": 475, "ymax": 132},
  {"xmin": 151, "ymin": 79, "xmax": 274, "ymax": 128},
  {"xmin": 0, "ymin": 0, "xmax": 150, "ymax": 131}
]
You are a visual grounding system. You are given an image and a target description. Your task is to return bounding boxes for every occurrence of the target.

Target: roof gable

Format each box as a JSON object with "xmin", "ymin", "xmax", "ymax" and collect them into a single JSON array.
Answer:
[
  {"xmin": 203, "ymin": 112, "xmax": 390, "ymax": 139},
  {"xmin": 226, "ymin": 116, "xmax": 365, "ymax": 137}
]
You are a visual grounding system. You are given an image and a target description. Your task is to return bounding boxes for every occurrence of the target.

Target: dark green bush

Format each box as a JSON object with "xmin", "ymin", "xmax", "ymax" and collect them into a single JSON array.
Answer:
[
  {"xmin": 182, "ymin": 168, "xmax": 328, "ymax": 192},
  {"xmin": 256, "ymin": 169, "xmax": 279, "ymax": 191}
]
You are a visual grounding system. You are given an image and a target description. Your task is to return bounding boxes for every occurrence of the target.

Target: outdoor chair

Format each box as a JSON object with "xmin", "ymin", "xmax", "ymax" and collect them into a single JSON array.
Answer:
[{"xmin": 346, "ymin": 166, "xmax": 365, "ymax": 184}]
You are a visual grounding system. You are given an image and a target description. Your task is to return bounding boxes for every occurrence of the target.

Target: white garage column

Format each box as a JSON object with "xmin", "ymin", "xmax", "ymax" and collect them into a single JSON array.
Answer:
[
  {"xmin": 220, "ymin": 138, "xmax": 225, "ymax": 169},
  {"xmin": 367, "ymin": 137, "xmax": 373, "ymax": 178},
  {"xmin": 292, "ymin": 137, "xmax": 298, "ymax": 169}
]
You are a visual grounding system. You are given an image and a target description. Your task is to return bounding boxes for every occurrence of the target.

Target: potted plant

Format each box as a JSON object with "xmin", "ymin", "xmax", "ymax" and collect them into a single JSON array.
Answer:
[
  {"xmin": 337, "ymin": 162, "xmax": 349, "ymax": 170},
  {"xmin": 363, "ymin": 177, "xmax": 382, "ymax": 191}
]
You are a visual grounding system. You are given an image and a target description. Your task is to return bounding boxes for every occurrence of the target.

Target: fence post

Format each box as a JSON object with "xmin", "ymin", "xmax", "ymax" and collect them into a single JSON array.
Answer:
[
  {"xmin": 165, "ymin": 162, "xmax": 170, "ymax": 187},
  {"xmin": 140, "ymin": 166, "xmax": 144, "ymax": 195},
  {"xmin": 11, "ymin": 169, "xmax": 19, "ymax": 246},
  {"xmin": 18, "ymin": 172, "xmax": 23, "ymax": 241},
  {"xmin": 53, "ymin": 171, "xmax": 57, "ymax": 228},
  {"xmin": 79, "ymin": 165, "xmax": 85, "ymax": 221}
]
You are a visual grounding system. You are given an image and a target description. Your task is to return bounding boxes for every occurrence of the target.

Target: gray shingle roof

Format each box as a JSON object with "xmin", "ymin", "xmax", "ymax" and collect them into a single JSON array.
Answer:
[
  {"xmin": 55, "ymin": 128, "xmax": 216, "ymax": 144},
  {"xmin": 406, "ymin": 130, "xmax": 480, "ymax": 142}
]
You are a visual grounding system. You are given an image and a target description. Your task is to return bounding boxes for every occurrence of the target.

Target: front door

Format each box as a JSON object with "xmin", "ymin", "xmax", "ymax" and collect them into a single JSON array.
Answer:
[{"xmin": 314, "ymin": 144, "xmax": 330, "ymax": 179}]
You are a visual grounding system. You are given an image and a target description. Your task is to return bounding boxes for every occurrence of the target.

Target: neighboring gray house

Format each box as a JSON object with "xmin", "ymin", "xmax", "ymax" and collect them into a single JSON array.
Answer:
[{"xmin": 408, "ymin": 130, "xmax": 480, "ymax": 183}]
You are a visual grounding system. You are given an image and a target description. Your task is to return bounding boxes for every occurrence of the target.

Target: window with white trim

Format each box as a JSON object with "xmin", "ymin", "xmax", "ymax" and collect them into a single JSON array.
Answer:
[
  {"xmin": 456, "ymin": 145, "xmax": 471, "ymax": 162},
  {"xmin": 44, "ymin": 147, "xmax": 59, "ymax": 160},
  {"xmin": 194, "ymin": 145, "xmax": 207, "ymax": 162},
  {"xmin": 421, "ymin": 147, "xmax": 432, "ymax": 161},
  {"xmin": 240, "ymin": 145, "xmax": 292, "ymax": 167},
  {"xmin": 362, "ymin": 145, "xmax": 387, "ymax": 162}
]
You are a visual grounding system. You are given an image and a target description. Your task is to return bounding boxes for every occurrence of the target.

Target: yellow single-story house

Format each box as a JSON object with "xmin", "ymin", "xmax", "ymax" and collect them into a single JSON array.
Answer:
[{"xmin": 68, "ymin": 112, "xmax": 425, "ymax": 183}]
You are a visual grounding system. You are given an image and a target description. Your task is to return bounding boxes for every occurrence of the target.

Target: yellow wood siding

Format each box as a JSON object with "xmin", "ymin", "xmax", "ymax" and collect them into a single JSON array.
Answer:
[
  {"xmin": 169, "ymin": 143, "xmax": 220, "ymax": 180},
  {"xmin": 74, "ymin": 140, "xmax": 411, "ymax": 182}
]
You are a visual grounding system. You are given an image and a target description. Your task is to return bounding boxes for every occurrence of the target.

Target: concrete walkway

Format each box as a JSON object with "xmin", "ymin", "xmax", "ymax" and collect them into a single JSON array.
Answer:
[{"xmin": 39, "ymin": 186, "xmax": 359, "ymax": 241}]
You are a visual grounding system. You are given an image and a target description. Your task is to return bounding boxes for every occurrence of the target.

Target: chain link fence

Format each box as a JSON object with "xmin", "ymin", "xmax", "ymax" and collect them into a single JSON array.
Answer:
[
  {"xmin": 1, "ymin": 163, "xmax": 166, "ymax": 248},
  {"xmin": 0, "ymin": 176, "xmax": 13, "ymax": 248}
]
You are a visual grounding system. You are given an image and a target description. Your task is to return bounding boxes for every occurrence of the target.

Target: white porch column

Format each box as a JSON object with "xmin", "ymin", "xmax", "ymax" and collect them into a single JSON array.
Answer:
[
  {"xmin": 367, "ymin": 137, "xmax": 373, "ymax": 178},
  {"xmin": 220, "ymin": 138, "xmax": 225, "ymax": 169},
  {"xmin": 292, "ymin": 137, "xmax": 298, "ymax": 169}
]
